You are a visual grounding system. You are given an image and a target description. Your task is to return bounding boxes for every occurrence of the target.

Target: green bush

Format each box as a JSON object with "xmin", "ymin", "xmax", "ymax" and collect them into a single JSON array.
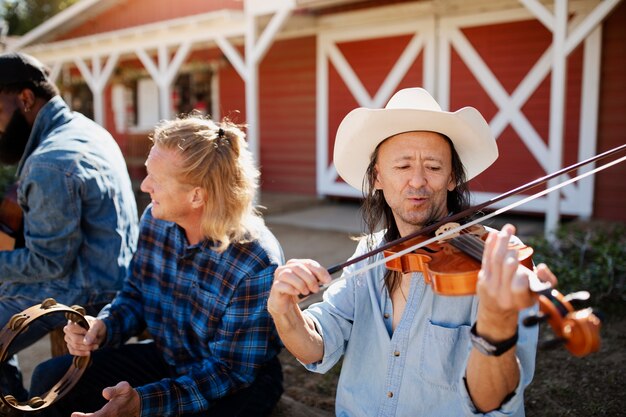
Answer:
[
  {"xmin": 527, "ymin": 220, "xmax": 626, "ymax": 312},
  {"xmin": 0, "ymin": 165, "xmax": 17, "ymax": 199}
]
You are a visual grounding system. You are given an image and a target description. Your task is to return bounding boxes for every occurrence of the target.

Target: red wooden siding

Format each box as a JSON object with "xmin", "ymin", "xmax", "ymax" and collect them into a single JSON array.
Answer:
[
  {"xmin": 259, "ymin": 36, "xmax": 317, "ymax": 194},
  {"xmin": 57, "ymin": 0, "xmax": 243, "ymax": 41},
  {"xmin": 451, "ymin": 18, "xmax": 584, "ymax": 197},
  {"xmin": 218, "ymin": 47, "xmax": 246, "ymax": 125},
  {"xmin": 50, "ymin": 0, "xmax": 623, "ymax": 222},
  {"xmin": 594, "ymin": 1, "xmax": 626, "ymax": 222},
  {"xmin": 327, "ymin": 34, "xmax": 425, "ymax": 187}
]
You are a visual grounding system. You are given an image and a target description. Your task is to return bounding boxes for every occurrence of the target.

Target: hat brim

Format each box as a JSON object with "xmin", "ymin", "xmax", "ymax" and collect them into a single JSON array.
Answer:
[{"xmin": 333, "ymin": 106, "xmax": 498, "ymax": 191}]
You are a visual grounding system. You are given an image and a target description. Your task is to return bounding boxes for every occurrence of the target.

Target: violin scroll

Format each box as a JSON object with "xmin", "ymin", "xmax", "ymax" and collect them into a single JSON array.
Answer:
[{"xmin": 523, "ymin": 288, "xmax": 601, "ymax": 357}]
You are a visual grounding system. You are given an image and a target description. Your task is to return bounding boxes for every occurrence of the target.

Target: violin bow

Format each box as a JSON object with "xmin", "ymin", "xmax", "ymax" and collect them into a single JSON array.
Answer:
[{"xmin": 301, "ymin": 143, "xmax": 626, "ymax": 299}]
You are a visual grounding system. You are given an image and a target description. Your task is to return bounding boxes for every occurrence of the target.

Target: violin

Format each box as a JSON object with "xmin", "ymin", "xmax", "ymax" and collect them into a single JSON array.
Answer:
[
  {"xmin": 384, "ymin": 222, "xmax": 601, "ymax": 357},
  {"xmin": 384, "ymin": 223, "xmax": 534, "ymax": 295},
  {"xmin": 298, "ymin": 144, "xmax": 626, "ymax": 357}
]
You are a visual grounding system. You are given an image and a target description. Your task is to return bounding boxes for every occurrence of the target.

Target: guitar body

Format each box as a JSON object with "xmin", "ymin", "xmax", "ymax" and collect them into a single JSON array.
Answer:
[
  {"xmin": 0, "ymin": 183, "xmax": 23, "ymax": 251},
  {"xmin": 0, "ymin": 232, "xmax": 15, "ymax": 251}
]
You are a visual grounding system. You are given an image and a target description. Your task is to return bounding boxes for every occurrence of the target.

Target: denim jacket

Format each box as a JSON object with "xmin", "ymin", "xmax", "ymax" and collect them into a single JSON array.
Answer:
[{"xmin": 0, "ymin": 96, "xmax": 139, "ymax": 307}]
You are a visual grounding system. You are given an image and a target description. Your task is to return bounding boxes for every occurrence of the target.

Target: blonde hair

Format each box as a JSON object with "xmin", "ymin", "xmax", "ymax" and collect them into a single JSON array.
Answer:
[{"xmin": 150, "ymin": 114, "xmax": 260, "ymax": 252}]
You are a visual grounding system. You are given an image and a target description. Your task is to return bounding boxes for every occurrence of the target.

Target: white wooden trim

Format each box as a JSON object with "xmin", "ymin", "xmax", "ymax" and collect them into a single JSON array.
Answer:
[
  {"xmin": 73, "ymin": 53, "xmax": 119, "ymax": 125},
  {"xmin": 10, "ymin": 0, "xmax": 617, "ymax": 223},
  {"xmin": 326, "ymin": 43, "xmax": 371, "ymax": 106},
  {"xmin": 436, "ymin": 20, "xmax": 451, "ymax": 110},
  {"xmin": 215, "ymin": 36, "xmax": 247, "ymax": 81},
  {"xmin": 20, "ymin": 10, "xmax": 246, "ymax": 62},
  {"xmin": 565, "ymin": 0, "xmax": 621, "ymax": 53},
  {"xmin": 253, "ymin": 7, "xmax": 292, "ymax": 63},
  {"xmin": 435, "ymin": 2, "xmax": 608, "ymax": 221},
  {"xmin": 422, "ymin": 25, "xmax": 436, "ymax": 95},
  {"xmin": 317, "ymin": 17, "xmax": 434, "ymax": 197},
  {"xmin": 164, "ymin": 42, "xmax": 192, "ymax": 85},
  {"xmin": 446, "ymin": 25, "xmax": 579, "ymax": 207},
  {"xmin": 447, "ymin": 27, "xmax": 551, "ymax": 169},
  {"xmin": 246, "ymin": 0, "xmax": 296, "ymax": 16},
  {"xmin": 9, "ymin": 0, "xmax": 110, "ymax": 51},
  {"xmin": 518, "ymin": 0, "xmax": 555, "ymax": 31},
  {"xmin": 576, "ymin": 25, "xmax": 602, "ymax": 219},
  {"xmin": 317, "ymin": 1, "xmax": 612, "ymax": 224},
  {"xmin": 48, "ymin": 61, "xmax": 62, "ymax": 83},
  {"xmin": 545, "ymin": 0, "xmax": 569, "ymax": 235},
  {"xmin": 315, "ymin": 31, "xmax": 329, "ymax": 196},
  {"xmin": 472, "ymin": 190, "xmax": 591, "ymax": 215},
  {"xmin": 245, "ymin": 12, "xmax": 261, "ymax": 167},
  {"xmin": 211, "ymin": 64, "xmax": 221, "ymax": 121},
  {"xmin": 135, "ymin": 43, "xmax": 192, "ymax": 120},
  {"xmin": 111, "ymin": 84, "xmax": 127, "ymax": 133},
  {"xmin": 243, "ymin": 0, "xmax": 294, "ymax": 168}
]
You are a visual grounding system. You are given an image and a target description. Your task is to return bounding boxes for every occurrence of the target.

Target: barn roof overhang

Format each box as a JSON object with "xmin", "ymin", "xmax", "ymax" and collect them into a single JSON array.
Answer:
[
  {"xmin": 14, "ymin": 9, "xmax": 248, "ymax": 63},
  {"xmin": 11, "ymin": 1, "xmax": 344, "ymax": 64},
  {"xmin": 8, "ymin": 0, "xmax": 126, "ymax": 51}
]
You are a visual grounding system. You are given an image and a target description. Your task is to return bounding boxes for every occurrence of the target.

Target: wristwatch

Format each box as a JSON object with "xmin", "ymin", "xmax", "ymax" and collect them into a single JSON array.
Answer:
[{"xmin": 470, "ymin": 322, "xmax": 518, "ymax": 356}]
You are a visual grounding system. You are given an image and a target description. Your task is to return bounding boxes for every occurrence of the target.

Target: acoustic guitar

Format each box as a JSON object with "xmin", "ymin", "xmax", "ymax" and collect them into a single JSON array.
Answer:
[{"xmin": 0, "ymin": 184, "xmax": 23, "ymax": 251}]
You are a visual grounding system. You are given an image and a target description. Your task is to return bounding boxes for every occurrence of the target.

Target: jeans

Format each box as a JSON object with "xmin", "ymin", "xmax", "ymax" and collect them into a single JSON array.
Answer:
[
  {"xmin": 29, "ymin": 341, "xmax": 284, "ymax": 417},
  {"xmin": 0, "ymin": 296, "xmax": 107, "ymax": 403}
]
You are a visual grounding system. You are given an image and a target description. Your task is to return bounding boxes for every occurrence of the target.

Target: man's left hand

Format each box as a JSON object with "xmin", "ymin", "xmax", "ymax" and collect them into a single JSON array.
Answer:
[
  {"xmin": 70, "ymin": 381, "xmax": 140, "ymax": 417},
  {"xmin": 476, "ymin": 223, "xmax": 557, "ymax": 339}
]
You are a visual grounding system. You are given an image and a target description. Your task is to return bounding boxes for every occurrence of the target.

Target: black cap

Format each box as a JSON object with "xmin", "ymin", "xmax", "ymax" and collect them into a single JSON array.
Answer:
[{"xmin": 0, "ymin": 52, "xmax": 50, "ymax": 86}]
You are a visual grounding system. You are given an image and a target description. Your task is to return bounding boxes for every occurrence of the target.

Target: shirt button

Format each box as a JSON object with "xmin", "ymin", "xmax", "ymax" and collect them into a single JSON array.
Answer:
[
  {"xmin": 387, "ymin": 391, "xmax": 394, "ymax": 398},
  {"xmin": 384, "ymin": 313, "xmax": 390, "ymax": 319},
  {"xmin": 393, "ymin": 351, "xmax": 400, "ymax": 357}
]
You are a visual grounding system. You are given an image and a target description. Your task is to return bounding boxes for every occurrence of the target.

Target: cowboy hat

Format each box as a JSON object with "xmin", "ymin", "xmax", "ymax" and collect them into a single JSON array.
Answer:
[{"xmin": 333, "ymin": 87, "xmax": 498, "ymax": 190}]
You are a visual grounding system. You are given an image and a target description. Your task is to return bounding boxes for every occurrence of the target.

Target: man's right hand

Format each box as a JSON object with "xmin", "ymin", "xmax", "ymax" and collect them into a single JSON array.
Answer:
[
  {"xmin": 268, "ymin": 259, "xmax": 331, "ymax": 316},
  {"xmin": 64, "ymin": 316, "xmax": 107, "ymax": 356},
  {"xmin": 267, "ymin": 259, "xmax": 329, "ymax": 364}
]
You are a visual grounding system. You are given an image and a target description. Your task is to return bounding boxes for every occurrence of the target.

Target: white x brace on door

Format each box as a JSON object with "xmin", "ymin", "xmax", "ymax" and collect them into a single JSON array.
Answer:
[{"xmin": 316, "ymin": 1, "xmax": 609, "ymax": 222}]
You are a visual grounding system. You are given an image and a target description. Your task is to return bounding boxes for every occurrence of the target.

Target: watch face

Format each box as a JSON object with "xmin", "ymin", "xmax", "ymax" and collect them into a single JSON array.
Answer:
[
  {"xmin": 471, "ymin": 332, "xmax": 497, "ymax": 355},
  {"xmin": 470, "ymin": 323, "xmax": 518, "ymax": 356}
]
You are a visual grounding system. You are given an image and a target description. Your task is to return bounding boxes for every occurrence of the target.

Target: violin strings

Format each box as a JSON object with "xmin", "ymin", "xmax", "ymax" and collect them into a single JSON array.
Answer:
[{"xmin": 449, "ymin": 234, "xmax": 484, "ymax": 262}]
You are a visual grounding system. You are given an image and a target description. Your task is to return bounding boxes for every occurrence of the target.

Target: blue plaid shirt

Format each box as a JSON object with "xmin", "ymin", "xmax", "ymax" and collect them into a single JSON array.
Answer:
[{"xmin": 99, "ymin": 207, "xmax": 284, "ymax": 416}]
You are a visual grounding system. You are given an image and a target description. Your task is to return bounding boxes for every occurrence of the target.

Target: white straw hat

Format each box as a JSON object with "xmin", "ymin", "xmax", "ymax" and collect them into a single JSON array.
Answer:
[{"xmin": 333, "ymin": 88, "xmax": 498, "ymax": 190}]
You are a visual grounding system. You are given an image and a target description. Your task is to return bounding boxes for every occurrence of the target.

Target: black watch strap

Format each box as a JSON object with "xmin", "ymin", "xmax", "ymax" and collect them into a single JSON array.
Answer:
[{"xmin": 470, "ymin": 322, "xmax": 518, "ymax": 357}]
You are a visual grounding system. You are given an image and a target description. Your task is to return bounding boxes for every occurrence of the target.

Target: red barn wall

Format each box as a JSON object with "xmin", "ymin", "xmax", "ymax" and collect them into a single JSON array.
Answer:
[
  {"xmin": 259, "ymin": 36, "xmax": 317, "ymax": 194},
  {"xmin": 218, "ymin": 47, "xmax": 247, "ymax": 125},
  {"xmin": 449, "ymin": 18, "xmax": 584, "ymax": 197},
  {"xmin": 216, "ymin": 36, "xmax": 318, "ymax": 194},
  {"xmin": 63, "ymin": 0, "xmax": 624, "ymax": 221}
]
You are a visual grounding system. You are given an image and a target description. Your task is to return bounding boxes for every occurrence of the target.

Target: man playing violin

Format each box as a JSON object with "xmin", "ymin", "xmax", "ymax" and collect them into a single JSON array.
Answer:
[
  {"xmin": 0, "ymin": 52, "xmax": 138, "ymax": 402},
  {"xmin": 268, "ymin": 88, "xmax": 557, "ymax": 416},
  {"xmin": 30, "ymin": 115, "xmax": 285, "ymax": 417}
]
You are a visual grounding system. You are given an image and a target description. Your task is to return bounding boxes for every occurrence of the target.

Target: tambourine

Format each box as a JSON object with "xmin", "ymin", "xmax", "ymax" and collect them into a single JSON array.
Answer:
[{"xmin": 0, "ymin": 298, "xmax": 90, "ymax": 413}]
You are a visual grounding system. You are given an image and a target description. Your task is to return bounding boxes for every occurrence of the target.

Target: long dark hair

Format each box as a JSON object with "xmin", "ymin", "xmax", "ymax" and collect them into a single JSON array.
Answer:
[{"xmin": 360, "ymin": 134, "xmax": 471, "ymax": 295}]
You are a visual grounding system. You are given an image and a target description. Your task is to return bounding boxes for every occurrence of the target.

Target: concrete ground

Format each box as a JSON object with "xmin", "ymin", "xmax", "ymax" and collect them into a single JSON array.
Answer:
[{"xmin": 14, "ymin": 192, "xmax": 542, "ymax": 415}]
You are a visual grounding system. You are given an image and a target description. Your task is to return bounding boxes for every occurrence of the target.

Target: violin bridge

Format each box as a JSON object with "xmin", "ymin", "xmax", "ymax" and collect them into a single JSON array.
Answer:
[{"xmin": 435, "ymin": 222, "xmax": 461, "ymax": 242}]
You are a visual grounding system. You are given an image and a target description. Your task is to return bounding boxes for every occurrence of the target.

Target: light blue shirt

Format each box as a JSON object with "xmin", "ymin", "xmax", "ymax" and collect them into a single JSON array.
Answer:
[{"xmin": 303, "ymin": 231, "xmax": 538, "ymax": 417}]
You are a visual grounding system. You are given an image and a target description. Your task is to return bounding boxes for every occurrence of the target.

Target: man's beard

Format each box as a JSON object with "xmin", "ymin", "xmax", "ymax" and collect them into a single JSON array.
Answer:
[{"xmin": 0, "ymin": 110, "xmax": 32, "ymax": 165}]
